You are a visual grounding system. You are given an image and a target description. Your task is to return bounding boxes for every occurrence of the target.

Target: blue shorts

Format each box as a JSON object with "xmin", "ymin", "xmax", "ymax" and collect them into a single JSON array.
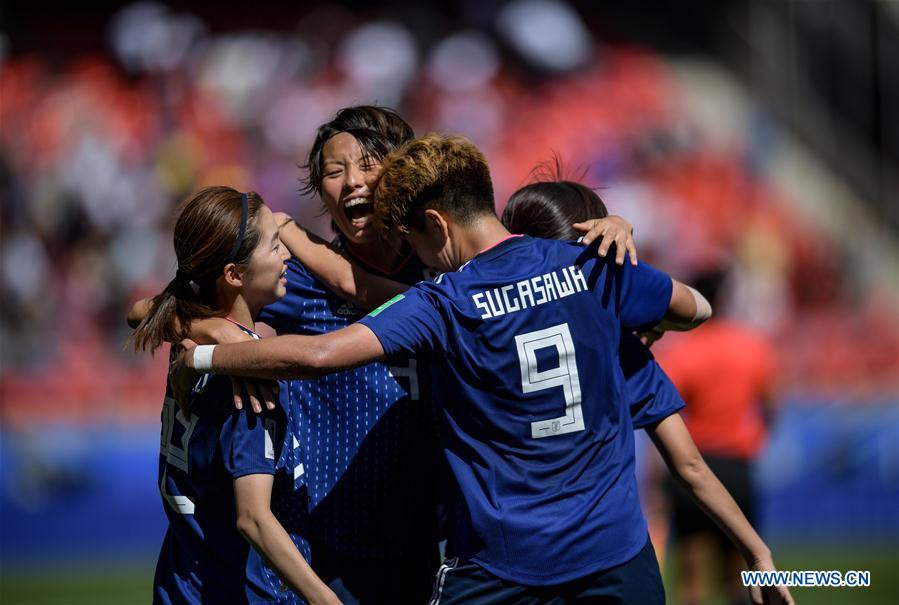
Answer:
[{"xmin": 429, "ymin": 536, "xmax": 663, "ymax": 605}]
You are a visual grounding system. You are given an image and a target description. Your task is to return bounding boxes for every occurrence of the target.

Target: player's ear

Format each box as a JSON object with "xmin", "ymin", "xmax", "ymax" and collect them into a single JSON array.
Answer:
[
  {"xmin": 423, "ymin": 209, "xmax": 449, "ymax": 242},
  {"xmin": 222, "ymin": 262, "xmax": 244, "ymax": 288}
]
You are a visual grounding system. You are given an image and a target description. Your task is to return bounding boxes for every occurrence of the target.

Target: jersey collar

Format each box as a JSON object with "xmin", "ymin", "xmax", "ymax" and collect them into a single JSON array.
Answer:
[{"xmin": 460, "ymin": 234, "xmax": 529, "ymax": 272}]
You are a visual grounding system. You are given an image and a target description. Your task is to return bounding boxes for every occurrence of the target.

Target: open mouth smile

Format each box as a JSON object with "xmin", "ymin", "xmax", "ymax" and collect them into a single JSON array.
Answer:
[{"xmin": 344, "ymin": 197, "xmax": 374, "ymax": 225}]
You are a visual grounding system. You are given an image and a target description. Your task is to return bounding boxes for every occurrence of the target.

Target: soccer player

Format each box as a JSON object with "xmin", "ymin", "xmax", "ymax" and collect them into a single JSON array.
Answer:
[
  {"xmin": 502, "ymin": 178, "xmax": 693, "ymax": 433},
  {"xmin": 148, "ymin": 106, "xmax": 639, "ymax": 605},
  {"xmin": 131, "ymin": 186, "xmax": 339, "ymax": 605},
  {"xmin": 656, "ymin": 268, "xmax": 780, "ymax": 605},
  {"xmin": 129, "ymin": 108, "xmax": 442, "ymax": 605},
  {"xmin": 177, "ymin": 135, "xmax": 791, "ymax": 604},
  {"xmin": 258, "ymin": 106, "xmax": 443, "ymax": 605},
  {"xmin": 503, "ymin": 179, "xmax": 793, "ymax": 604}
]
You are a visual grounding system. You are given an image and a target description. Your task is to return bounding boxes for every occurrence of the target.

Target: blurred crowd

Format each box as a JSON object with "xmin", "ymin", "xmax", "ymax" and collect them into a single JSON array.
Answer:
[{"xmin": 1, "ymin": 1, "xmax": 896, "ymax": 425}]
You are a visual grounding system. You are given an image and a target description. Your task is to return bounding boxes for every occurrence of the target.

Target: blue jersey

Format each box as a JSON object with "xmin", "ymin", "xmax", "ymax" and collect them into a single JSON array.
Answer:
[
  {"xmin": 258, "ymin": 242, "xmax": 442, "ymax": 559},
  {"xmin": 154, "ymin": 330, "xmax": 310, "ymax": 605},
  {"xmin": 619, "ymin": 333, "xmax": 685, "ymax": 429},
  {"xmin": 359, "ymin": 235, "xmax": 673, "ymax": 585}
]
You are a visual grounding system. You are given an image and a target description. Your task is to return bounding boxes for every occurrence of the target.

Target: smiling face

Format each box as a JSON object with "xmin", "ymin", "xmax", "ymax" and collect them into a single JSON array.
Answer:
[
  {"xmin": 238, "ymin": 204, "xmax": 290, "ymax": 315},
  {"xmin": 320, "ymin": 132, "xmax": 382, "ymax": 245}
]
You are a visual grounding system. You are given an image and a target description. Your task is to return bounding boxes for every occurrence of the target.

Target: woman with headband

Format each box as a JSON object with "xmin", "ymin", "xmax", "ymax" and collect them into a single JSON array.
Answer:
[
  {"xmin": 131, "ymin": 107, "xmax": 637, "ymax": 605},
  {"xmin": 178, "ymin": 136, "xmax": 791, "ymax": 605},
  {"xmin": 131, "ymin": 187, "xmax": 341, "ymax": 605}
]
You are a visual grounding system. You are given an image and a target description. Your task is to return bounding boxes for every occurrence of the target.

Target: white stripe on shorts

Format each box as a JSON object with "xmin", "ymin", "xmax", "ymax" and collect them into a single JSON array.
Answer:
[{"xmin": 428, "ymin": 557, "xmax": 460, "ymax": 605}]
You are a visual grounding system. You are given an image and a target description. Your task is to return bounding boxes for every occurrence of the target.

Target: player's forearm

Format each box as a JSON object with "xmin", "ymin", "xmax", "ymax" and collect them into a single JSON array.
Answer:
[
  {"xmin": 195, "ymin": 325, "xmax": 385, "ymax": 380},
  {"xmin": 208, "ymin": 336, "xmax": 327, "ymax": 380},
  {"xmin": 127, "ymin": 297, "xmax": 239, "ymax": 345},
  {"xmin": 662, "ymin": 280, "xmax": 711, "ymax": 331},
  {"xmin": 676, "ymin": 454, "xmax": 770, "ymax": 564},
  {"xmin": 278, "ymin": 216, "xmax": 405, "ymax": 309},
  {"xmin": 236, "ymin": 509, "xmax": 339, "ymax": 604},
  {"xmin": 648, "ymin": 415, "xmax": 771, "ymax": 565}
]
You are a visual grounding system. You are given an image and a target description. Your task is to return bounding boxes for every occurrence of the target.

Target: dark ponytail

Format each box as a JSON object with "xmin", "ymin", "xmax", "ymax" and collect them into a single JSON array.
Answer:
[{"xmin": 131, "ymin": 186, "xmax": 264, "ymax": 352}]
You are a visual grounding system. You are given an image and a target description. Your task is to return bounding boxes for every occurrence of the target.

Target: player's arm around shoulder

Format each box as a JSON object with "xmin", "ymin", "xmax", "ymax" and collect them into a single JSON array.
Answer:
[
  {"xmin": 128, "ymin": 295, "xmax": 255, "ymax": 346},
  {"xmin": 184, "ymin": 323, "xmax": 387, "ymax": 381},
  {"xmin": 162, "ymin": 319, "xmax": 278, "ymax": 415},
  {"xmin": 646, "ymin": 414, "xmax": 794, "ymax": 605},
  {"xmin": 233, "ymin": 474, "xmax": 343, "ymax": 605},
  {"xmin": 665, "ymin": 279, "xmax": 712, "ymax": 329},
  {"xmin": 638, "ymin": 279, "xmax": 711, "ymax": 346},
  {"xmin": 573, "ymin": 215, "xmax": 638, "ymax": 266},
  {"xmin": 275, "ymin": 213, "xmax": 406, "ymax": 310}
]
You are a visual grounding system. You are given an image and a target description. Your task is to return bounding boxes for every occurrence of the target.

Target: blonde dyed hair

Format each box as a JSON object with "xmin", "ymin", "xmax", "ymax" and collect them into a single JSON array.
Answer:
[{"xmin": 373, "ymin": 133, "xmax": 495, "ymax": 233}]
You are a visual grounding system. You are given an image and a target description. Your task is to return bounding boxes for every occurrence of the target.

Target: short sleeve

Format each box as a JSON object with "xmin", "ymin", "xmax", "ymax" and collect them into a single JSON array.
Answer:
[
  {"xmin": 628, "ymin": 367, "xmax": 686, "ymax": 430},
  {"xmin": 619, "ymin": 333, "xmax": 685, "ymax": 429},
  {"xmin": 617, "ymin": 261, "xmax": 672, "ymax": 331},
  {"xmin": 357, "ymin": 286, "xmax": 446, "ymax": 358},
  {"xmin": 220, "ymin": 406, "xmax": 287, "ymax": 479}
]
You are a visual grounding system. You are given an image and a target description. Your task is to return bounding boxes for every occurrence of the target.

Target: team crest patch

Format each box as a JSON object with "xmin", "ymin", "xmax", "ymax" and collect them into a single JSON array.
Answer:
[{"xmin": 367, "ymin": 294, "xmax": 405, "ymax": 317}]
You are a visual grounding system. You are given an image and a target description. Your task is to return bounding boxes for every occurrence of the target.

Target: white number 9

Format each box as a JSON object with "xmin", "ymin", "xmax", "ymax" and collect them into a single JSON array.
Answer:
[{"xmin": 514, "ymin": 323, "xmax": 584, "ymax": 438}]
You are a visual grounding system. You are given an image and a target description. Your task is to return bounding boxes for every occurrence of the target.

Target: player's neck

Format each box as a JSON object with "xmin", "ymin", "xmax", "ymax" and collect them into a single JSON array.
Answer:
[
  {"xmin": 216, "ymin": 287, "xmax": 255, "ymax": 330},
  {"xmin": 454, "ymin": 216, "xmax": 513, "ymax": 267}
]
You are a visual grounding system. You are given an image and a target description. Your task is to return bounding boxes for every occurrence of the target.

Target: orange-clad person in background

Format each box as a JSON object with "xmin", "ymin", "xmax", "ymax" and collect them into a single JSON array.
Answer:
[{"xmin": 655, "ymin": 267, "xmax": 778, "ymax": 605}]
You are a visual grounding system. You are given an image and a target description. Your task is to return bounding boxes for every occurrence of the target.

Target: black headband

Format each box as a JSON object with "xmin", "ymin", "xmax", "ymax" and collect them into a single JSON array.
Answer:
[{"xmin": 225, "ymin": 192, "xmax": 249, "ymax": 265}]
